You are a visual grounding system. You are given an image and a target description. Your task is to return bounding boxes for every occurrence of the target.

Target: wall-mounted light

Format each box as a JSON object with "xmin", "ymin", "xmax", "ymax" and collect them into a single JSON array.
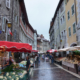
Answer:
[{"xmin": 7, "ymin": 22, "xmax": 12, "ymax": 28}]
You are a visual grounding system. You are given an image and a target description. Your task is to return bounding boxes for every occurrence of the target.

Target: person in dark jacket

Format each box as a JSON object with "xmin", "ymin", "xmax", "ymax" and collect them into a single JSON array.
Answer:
[
  {"xmin": 9, "ymin": 56, "xmax": 13, "ymax": 66},
  {"xmin": 26, "ymin": 56, "xmax": 31, "ymax": 80},
  {"xmin": 26, "ymin": 56, "xmax": 31, "ymax": 72}
]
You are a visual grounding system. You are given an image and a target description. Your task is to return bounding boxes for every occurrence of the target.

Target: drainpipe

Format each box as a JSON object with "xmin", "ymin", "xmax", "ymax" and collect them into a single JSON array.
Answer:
[
  {"xmin": 74, "ymin": 0, "xmax": 78, "ymax": 45},
  {"xmin": 10, "ymin": 0, "xmax": 14, "ymax": 41},
  {"xmin": 74, "ymin": 0, "xmax": 77, "ymax": 25}
]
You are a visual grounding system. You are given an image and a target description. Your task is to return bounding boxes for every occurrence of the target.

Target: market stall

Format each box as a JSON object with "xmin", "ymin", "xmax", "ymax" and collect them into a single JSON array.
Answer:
[
  {"xmin": 0, "ymin": 41, "xmax": 32, "ymax": 80},
  {"xmin": 58, "ymin": 47, "xmax": 79, "ymax": 74}
]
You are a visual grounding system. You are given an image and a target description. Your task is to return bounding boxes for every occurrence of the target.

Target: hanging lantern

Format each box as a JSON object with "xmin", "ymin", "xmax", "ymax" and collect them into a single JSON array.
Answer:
[{"xmin": 7, "ymin": 22, "xmax": 12, "ymax": 28}]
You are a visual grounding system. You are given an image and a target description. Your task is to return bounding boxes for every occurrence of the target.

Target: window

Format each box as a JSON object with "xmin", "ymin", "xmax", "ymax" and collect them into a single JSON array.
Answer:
[
  {"xmin": 71, "ymin": 4, "xmax": 75, "ymax": 15},
  {"xmin": 60, "ymin": 18, "xmax": 62, "ymax": 24},
  {"xmin": 62, "ymin": 32, "xmax": 63, "ymax": 38},
  {"xmin": 67, "ymin": 11, "xmax": 70, "ymax": 20},
  {"xmin": 2, "ymin": 17, "xmax": 6, "ymax": 31},
  {"xmin": 15, "ymin": 15, "xmax": 18, "ymax": 23},
  {"xmin": 63, "ymin": 16, "xmax": 65, "ymax": 22},
  {"xmin": 60, "ymin": 3, "xmax": 64, "ymax": 13},
  {"xmin": 65, "ymin": 0, "xmax": 69, "ymax": 4},
  {"xmin": 68, "ymin": 27, "xmax": 71, "ymax": 36},
  {"xmin": 22, "ymin": 13, "xmax": 25, "ymax": 25},
  {"xmin": 6, "ymin": 0, "xmax": 10, "ymax": 9},
  {"xmin": 73, "ymin": 23, "xmax": 76, "ymax": 33},
  {"xmin": 67, "ymin": 0, "xmax": 69, "ymax": 2}
]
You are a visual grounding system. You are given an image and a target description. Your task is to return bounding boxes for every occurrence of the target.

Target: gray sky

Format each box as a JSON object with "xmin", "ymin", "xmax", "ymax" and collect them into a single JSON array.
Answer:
[{"xmin": 24, "ymin": 0, "xmax": 59, "ymax": 40}]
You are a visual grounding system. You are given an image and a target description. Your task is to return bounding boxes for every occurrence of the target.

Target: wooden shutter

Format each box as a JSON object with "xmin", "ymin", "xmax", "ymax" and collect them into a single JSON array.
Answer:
[{"xmin": 6, "ymin": 0, "xmax": 10, "ymax": 9}]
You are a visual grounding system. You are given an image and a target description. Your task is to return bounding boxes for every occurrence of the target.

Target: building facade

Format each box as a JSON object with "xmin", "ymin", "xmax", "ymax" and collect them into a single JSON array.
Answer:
[
  {"xmin": 49, "ymin": 0, "xmax": 80, "ymax": 49},
  {"xmin": 37, "ymin": 34, "xmax": 50, "ymax": 53},
  {"xmin": 0, "ymin": 0, "xmax": 19, "ymax": 42},
  {"xmin": 0, "ymin": 0, "xmax": 38, "ymax": 59},
  {"xmin": 19, "ymin": 0, "xmax": 34, "ymax": 49},
  {"xmin": 49, "ymin": 0, "xmax": 67, "ymax": 49},
  {"xmin": 76, "ymin": 0, "xmax": 80, "ymax": 45},
  {"xmin": 65, "ymin": 0, "xmax": 78, "ymax": 47},
  {"xmin": 33, "ymin": 30, "xmax": 37, "ymax": 50}
]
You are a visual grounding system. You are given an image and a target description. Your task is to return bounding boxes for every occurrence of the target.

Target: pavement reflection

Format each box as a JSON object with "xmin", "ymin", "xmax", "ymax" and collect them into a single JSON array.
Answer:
[{"xmin": 30, "ymin": 59, "xmax": 80, "ymax": 80}]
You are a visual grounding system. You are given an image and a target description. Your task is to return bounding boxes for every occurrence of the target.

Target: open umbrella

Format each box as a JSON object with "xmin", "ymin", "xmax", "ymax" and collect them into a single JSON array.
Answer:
[{"xmin": 47, "ymin": 49, "xmax": 57, "ymax": 53}]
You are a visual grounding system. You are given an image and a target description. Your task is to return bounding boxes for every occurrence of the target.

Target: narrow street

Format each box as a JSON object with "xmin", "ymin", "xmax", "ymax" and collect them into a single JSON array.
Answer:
[{"xmin": 30, "ymin": 59, "xmax": 80, "ymax": 80}]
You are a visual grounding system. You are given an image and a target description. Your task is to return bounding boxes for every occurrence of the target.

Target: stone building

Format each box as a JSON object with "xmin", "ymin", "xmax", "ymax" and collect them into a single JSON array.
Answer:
[
  {"xmin": 37, "ymin": 34, "xmax": 50, "ymax": 53},
  {"xmin": 19, "ymin": 0, "xmax": 34, "ymax": 49},
  {"xmin": 0, "ymin": 0, "xmax": 37, "ymax": 59},
  {"xmin": 33, "ymin": 30, "xmax": 37, "ymax": 50},
  {"xmin": 49, "ymin": 0, "xmax": 67, "ymax": 49},
  {"xmin": 0, "ymin": 0, "xmax": 35, "ymax": 49},
  {"xmin": 0, "ymin": 0, "xmax": 19, "ymax": 42}
]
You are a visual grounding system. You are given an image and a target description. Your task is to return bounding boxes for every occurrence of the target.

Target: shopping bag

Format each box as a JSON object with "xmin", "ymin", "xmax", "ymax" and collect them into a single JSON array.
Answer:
[{"xmin": 49, "ymin": 59, "xmax": 51, "ymax": 63}]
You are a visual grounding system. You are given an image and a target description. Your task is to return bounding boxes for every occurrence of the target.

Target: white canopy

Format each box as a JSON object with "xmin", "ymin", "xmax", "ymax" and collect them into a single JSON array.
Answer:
[
  {"xmin": 58, "ymin": 47, "xmax": 77, "ymax": 52},
  {"xmin": 74, "ymin": 46, "xmax": 80, "ymax": 50}
]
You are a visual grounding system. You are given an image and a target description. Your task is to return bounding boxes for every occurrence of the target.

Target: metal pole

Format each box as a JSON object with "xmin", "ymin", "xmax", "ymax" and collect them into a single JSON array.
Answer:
[{"xmin": 10, "ymin": 0, "xmax": 14, "ymax": 41}]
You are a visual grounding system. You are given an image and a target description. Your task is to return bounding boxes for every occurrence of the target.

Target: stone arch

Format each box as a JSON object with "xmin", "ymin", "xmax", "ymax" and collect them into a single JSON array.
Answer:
[{"xmin": 70, "ymin": 42, "xmax": 77, "ymax": 47}]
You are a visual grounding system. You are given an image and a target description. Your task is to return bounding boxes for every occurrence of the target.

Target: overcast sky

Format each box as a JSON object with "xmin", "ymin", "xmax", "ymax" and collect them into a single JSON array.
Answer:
[{"xmin": 24, "ymin": 0, "xmax": 59, "ymax": 40}]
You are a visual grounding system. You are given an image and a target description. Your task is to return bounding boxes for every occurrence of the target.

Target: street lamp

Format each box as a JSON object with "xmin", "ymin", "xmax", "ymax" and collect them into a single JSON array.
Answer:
[
  {"xmin": 7, "ymin": 22, "xmax": 12, "ymax": 28},
  {"xmin": 5, "ymin": 21, "xmax": 12, "ymax": 41}
]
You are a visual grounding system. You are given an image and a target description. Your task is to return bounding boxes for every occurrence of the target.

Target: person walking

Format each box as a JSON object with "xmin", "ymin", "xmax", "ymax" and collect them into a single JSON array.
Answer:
[
  {"xmin": 26, "ymin": 56, "xmax": 31, "ymax": 80},
  {"xmin": 51, "ymin": 54, "xmax": 54, "ymax": 64}
]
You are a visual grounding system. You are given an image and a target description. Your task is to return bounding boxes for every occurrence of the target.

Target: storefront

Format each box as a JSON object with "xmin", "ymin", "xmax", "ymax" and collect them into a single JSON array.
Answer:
[{"xmin": 0, "ymin": 41, "xmax": 33, "ymax": 80}]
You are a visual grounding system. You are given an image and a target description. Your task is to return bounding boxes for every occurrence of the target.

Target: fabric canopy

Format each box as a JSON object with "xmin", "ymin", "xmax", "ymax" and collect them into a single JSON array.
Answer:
[
  {"xmin": 0, "ymin": 41, "xmax": 32, "ymax": 52},
  {"xmin": 74, "ymin": 46, "xmax": 80, "ymax": 50},
  {"xmin": 47, "ymin": 49, "xmax": 57, "ymax": 53},
  {"xmin": 32, "ymin": 50, "xmax": 38, "ymax": 53},
  {"xmin": 58, "ymin": 47, "xmax": 78, "ymax": 52}
]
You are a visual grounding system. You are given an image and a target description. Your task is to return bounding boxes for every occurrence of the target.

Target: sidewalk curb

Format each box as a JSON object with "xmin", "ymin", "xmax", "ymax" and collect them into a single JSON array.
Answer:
[{"xmin": 54, "ymin": 63, "xmax": 80, "ymax": 79}]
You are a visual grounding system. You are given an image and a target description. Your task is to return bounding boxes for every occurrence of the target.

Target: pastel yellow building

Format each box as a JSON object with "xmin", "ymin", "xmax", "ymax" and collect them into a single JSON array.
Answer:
[{"xmin": 65, "ymin": 0, "xmax": 78, "ymax": 47}]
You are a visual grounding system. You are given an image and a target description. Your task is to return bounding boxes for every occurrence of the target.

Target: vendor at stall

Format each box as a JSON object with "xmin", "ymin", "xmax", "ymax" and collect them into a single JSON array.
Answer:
[
  {"xmin": 8, "ymin": 56, "xmax": 14, "ymax": 66},
  {"xmin": 26, "ymin": 56, "xmax": 31, "ymax": 80},
  {"xmin": 26, "ymin": 56, "xmax": 31, "ymax": 71}
]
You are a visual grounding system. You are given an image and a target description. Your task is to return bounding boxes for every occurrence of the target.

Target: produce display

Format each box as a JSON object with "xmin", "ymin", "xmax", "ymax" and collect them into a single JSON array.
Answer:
[
  {"xmin": 55, "ymin": 57, "xmax": 66, "ymax": 61},
  {"xmin": 0, "ymin": 70, "xmax": 27, "ymax": 80},
  {"xmin": 62, "ymin": 57, "xmax": 78, "ymax": 64}
]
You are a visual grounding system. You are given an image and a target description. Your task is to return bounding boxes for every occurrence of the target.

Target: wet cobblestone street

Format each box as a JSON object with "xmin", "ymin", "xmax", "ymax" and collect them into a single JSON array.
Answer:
[{"xmin": 30, "ymin": 60, "xmax": 80, "ymax": 80}]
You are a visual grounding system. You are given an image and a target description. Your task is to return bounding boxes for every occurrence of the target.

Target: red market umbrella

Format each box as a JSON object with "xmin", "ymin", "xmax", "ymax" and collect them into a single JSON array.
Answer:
[
  {"xmin": 32, "ymin": 50, "xmax": 38, "ymax": 53},
  {"xmin": 0, "ymin": 41, "xmax": 32, "ymax": 52},
  {"xmin": 47, "ymin": 49, "xmax": 57, "ymax": 53}
]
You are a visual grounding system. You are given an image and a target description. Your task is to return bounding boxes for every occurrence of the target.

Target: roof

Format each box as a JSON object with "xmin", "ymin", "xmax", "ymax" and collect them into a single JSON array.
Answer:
[
  {"xmin": 49, "ymin": 0, "xmax": 63, "ymax": 33},
  {"xmin": 37, "ymin": 37, "xmax": 49, "ymax": 42},
  {"xmin": 19, "ymin": 0, "xmax": 34, "ymax": 32}
]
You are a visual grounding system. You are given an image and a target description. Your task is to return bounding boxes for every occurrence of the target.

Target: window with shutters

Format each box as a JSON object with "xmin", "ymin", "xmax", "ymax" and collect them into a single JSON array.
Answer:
[
  {"xmin": 2, "ymin": 17, "xmax": 6, "ymax": 32},
  {"xmin": 71, "ymin": 4, "xmax": 75, "ymax": 15},
  {"xmin": 68, "ymin": 27, "xmax": 71, "ymax": 36},
  {"xmin": 15, "ymin": 15, "xmax": 18, "ymax": 23},
  {"xmin": 67, "ymin": 11, "xmax": 70, "ymax": 20},
  {"xmin": 6, "ymin": 0, "xmax": 10, "ymax": 9},
  {"xmin": 60, "ymin": 18, "xmax": 62, "ymax": 24},
  {"xmin": 73, "ymin": 23, "xmax": 76, "ymax": 33}
]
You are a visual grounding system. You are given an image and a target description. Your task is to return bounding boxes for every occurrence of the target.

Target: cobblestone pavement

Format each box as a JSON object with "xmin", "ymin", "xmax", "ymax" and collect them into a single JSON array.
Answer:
[{"xmin": 30, "ymin": 59, "xmax": 80, "ymax": 80}]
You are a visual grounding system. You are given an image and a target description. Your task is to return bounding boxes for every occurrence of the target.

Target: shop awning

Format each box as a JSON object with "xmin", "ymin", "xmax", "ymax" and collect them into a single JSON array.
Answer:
[
  {"xmin": 58, "ymin": 47, "xmax": 78, "ymax": 52},
  {"xmin": 74, "ymin": 46, "xmax": 80, "ymax": 50},
  {"xmin": 47, "ymin": 49, "xmax": 57, "ymax": 53},
  {"xmin": 32, "ymin": 50, "xmax": 38, "ymax": 53},
  {"xmin": 0, "ymin": 41, "xmax": 32, "ymax": 52}
]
